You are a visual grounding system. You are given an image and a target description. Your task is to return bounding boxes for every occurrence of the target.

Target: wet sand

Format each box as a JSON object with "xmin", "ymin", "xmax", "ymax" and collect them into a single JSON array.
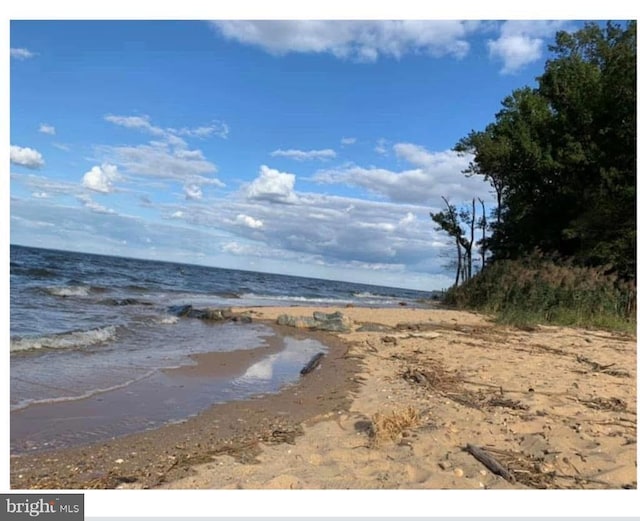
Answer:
[{"xmin": 10, "ymin": 306, "xmax": 637, "ymax": 490}]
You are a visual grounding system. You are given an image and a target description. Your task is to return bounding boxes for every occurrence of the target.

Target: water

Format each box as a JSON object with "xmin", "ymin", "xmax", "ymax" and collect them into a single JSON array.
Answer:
[{"xmin": 10, "ymin": 244, "xmax": 435, "ymax": 453}]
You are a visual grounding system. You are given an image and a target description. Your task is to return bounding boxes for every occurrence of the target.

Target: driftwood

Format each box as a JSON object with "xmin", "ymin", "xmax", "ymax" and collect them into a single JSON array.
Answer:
[
  {"xmin": 464, "ymin": 444, "xmax": 515, "ymax": 482},
  {"xmin": 300, "ymin": 352, "xmax": 325, "ymax": 375}
]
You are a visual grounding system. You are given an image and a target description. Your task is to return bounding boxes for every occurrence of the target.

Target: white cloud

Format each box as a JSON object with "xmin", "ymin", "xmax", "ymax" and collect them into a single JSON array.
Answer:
[
  {"xmin": 212, "ymin": 21, "xmax": 476, "ymax": 62},
  {"xmin": 10, "ymin": 145, "xmax": 45, "ymax": 169},
  {"xmin": 271, "ymin": 148, "xmax": 336, "ymax": 161},
  {"xmin": 170, "ymin": 122, "xmax": 229, "ymax": 139},
  {"xmin": 32, "ymin": 192, "xmax": 49, "ymax": 199},
  {"xmin": 38, "ymin": 123, "xmax": 56, "ymax": 135},
  {"xmin": 171, "ymin": 211, "xmax": 184, "ymax": 219},
  {"xmin": 341, "ymin": 137, "xmax": 356, "ymax": 146},
  {"xmin": 53, "ymin": 143, "xmax": 70, "ymax": 152},
  {"xmin": 113, "ymin": 142, "xmax": 216, "ymax": 179},
  {"xmin": 314, "ymin": 143, "xmax": 491, "ymax": 205},
  {"xmin": 374, "ymin": 138, "xmax": 389, "ymax": 155},
  {"xmin": 76, "ymin": 194, "xmax": 115, "ymax": 214},
  {"xmin": 11, "ymin": 47, "xmax": 36, "ymax": 60},
  {"xmin": 105, "ymin": 114, "xmax": 164, "ymax": 134},
  {"xmin": 105, "ymin": 114, "xmax": 229, "ymax": 141},
  {"xmin": 221, "ymin": 241, "xmax": 252, "ymax": 256},
  {"xmin": 184, "ymin": 183, "xmax": 203, "ymax": 200},
  {"xmin": 399, "ymin": 212, "xmax": 416, "ymax": 226},
  {"xmin": 82, "ymin": 163, "xmax": 121, "ymax": 193},
  {"xmin": 235, "ymin": 214, "xmax": 264, "ymax": 229},
  {"xmin": 102, "ymin": 115, "xmax": 224, "ymax": 195},
  {"xmin": 245, "ymin": 165, "xmax": 298, "ymax": 204},
  {"xmin": 488, "ymin": 20, "xmax": 566, "ymax": 74}
]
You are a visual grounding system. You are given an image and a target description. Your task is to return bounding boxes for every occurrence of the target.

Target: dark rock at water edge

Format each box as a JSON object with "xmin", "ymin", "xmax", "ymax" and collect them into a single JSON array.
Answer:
[{"xmin": 167, "ymin": 305, "xmax": 252, "ymax": 323}]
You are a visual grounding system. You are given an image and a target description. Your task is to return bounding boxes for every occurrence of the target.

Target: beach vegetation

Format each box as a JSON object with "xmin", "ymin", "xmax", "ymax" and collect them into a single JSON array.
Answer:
[{"xmin": 442, "ymin": 253, "xmax": 636, "ymax": 333}]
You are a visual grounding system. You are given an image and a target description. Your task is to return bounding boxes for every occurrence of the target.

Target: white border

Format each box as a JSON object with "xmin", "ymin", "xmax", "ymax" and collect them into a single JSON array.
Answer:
[{"xmin": 3, "ymin": 1, "xmax": 639, "ymax": 519}]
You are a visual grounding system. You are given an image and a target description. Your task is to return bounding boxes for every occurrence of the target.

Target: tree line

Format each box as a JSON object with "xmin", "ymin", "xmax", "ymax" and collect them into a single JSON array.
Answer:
[{"xmin": 432, "ymin": 21, "xmax": 636, "ymax": 285}]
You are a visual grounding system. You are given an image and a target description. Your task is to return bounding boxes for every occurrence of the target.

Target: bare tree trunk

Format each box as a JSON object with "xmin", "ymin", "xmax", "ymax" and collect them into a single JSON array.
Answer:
[
  {"xmin": 468, "ymin": 198, "xmax": 476, "ymax": 279},
  {"xmin": 442, "ymin": 196, "xmax": 463, "ymax": 287},
  {"xmin": 478, "ymin": 198, "xmax": 487, "ymax": 270}
]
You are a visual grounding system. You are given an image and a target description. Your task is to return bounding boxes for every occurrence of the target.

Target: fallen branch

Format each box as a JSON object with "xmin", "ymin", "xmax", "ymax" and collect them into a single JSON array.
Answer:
[
  {"xmin": 464, "ymin": 444, "xmax": 515, "ymax": 482},
  {"xmin": 300, "ymin": 352, "xmax": 325, "ymax": 375}
]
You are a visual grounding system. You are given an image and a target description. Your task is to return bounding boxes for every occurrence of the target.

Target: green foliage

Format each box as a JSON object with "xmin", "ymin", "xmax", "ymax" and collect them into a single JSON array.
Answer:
[
  {"xmin": 443, "ymin": 253, "xmax": 636, "ymax": 333},
  {"xmin": 455, "ymin": 21, "xmax": 636, "ymax": 280}
]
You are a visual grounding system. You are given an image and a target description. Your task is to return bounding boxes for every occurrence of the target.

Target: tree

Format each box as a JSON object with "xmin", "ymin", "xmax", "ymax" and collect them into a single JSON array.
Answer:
[
  {"xmin": 430, "ymin": 197, "xmax": 464, "ymax": 286},
  {"xmin": 431, "ymin": 197, "xmax": 480, "ymax": 285},
  {"xmin": 455, "ymin": 21, "xmax": 636, "ymax": 280}
]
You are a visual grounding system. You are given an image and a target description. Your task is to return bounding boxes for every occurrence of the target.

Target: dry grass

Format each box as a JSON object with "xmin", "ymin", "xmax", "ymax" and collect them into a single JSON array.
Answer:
[
  {"xmin": 444, "ymin": 253, "xmax": 636, "ymax": 332},
  {"xmin": 369, "ymin": 406, "xmax": 421, "ymax": 446}
]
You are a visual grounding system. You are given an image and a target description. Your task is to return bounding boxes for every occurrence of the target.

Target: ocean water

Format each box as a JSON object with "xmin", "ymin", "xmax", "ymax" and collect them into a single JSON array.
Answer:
[{"xmin": 9, "ymin": 244, "xmax": 435, "ymax": 453}]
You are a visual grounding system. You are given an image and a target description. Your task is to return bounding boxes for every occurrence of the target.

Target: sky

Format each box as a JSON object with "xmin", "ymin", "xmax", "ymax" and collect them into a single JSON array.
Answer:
[{"xmin": 7, "ymin": 18, "xmax": 608, "ymax": 290}]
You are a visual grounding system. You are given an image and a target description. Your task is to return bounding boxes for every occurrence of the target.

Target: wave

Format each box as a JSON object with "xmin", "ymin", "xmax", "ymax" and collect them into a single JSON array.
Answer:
[
  {"xmin": 239, "ymin": 293, "xmax": 354, "ymax": 304},
  {"xmin": 353, "ymin": 291, "xmax": 396, "ymax": 299},
  {"xmin": 239, "ymin": 292, "xmax": 404, "ymax": 306},
  {"xmin": 44, "ymin": 285, "xmax": 92, "ymax": 297},
  {"xmin": 12, "ymin": 267, "xmax": 58, "ymax": 279},
  {"xmin": 10, "ymin": 325, "xmax": 118, "ymax": 353},
  {"xmin": 11, "ymin": 368, "xmax": 158, "ymax": 411},
  {"xmin": 156, "ymin": 315, "xmax": 179, "ymax": 325}
]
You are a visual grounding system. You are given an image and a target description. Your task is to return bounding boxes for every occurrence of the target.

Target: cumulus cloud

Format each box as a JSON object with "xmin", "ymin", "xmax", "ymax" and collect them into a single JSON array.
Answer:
[
  {"xmin": 235, "ymin": 214, "xmax": 264, "ymax": 229},
  {"xmin": 10, "ymin": 145, "xmax": 45, "ymax": 169},
  {"xmin": 38, "ymin": 123, "xmax": 56, "ymax": 135},
  {"xmin": 183, "ymin": 183, "xmax": 203, "ymax": 200},
  {"xmin": 11, "ymin": 47, "xmax": 36, "ymax": 60},
  {"xmin": 399, "ymin": 212, "xmax": 416, "ymax": 226},
  {"xmin": 314, "ymin": 143, "xmax": 491, "ymax": 205},
  {"xmin": 245, "ymin": 165, "xmax": 298, "ymax": 204},
  {"xmin": 341, "ymin": 137, "xmax": 356, "ymax": 146},
  {"xmin": 271, "ymin": 148, "xmax": 336, "ymax": 161},
  {"xmin": 488, "ymin": 20, "xmax": 567, "ymax": 74},
  {"xmin": 212, "ymin": 21, "xmax": 476, "ymax": 62},
  {"xmin": 82, "ymin": 163, "xmax": 121, "ymax": 193}
]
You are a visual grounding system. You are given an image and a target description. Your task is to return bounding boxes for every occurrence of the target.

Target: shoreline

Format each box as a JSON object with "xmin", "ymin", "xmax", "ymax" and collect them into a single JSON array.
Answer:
[{"xmin": 11, "ymin": 305, "xmax": 637, "ymax": 489}]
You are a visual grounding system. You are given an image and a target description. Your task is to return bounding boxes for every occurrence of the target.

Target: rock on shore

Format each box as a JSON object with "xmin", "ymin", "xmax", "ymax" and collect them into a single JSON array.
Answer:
[{"xmin": 276, "ymin": 310, "xmax": 352, "ymax": 332}]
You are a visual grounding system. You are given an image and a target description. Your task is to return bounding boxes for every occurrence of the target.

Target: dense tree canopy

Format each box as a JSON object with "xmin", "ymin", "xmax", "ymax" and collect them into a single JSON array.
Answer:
[{"xmin": 454, "ymin": 21, "xmax": 636, "ymax": 280}]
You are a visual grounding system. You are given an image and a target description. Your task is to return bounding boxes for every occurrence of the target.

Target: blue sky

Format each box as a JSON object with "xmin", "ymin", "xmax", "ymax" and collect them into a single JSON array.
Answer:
[{"xmin": 9, "ymin": 18, "xmax": 602, "ymax": 290}]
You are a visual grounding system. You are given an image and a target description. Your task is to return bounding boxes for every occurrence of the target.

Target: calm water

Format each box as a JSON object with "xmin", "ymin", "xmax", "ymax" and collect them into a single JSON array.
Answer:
[{"xmin": 10, "ymin": 244, "xmax": 434, "ymax": 452}]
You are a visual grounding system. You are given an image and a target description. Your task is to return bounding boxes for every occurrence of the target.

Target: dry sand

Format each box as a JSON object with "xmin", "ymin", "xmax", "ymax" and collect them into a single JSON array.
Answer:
[{"xmin": 11, "ymin": 306, "xmax": 637, "ymax": 490}]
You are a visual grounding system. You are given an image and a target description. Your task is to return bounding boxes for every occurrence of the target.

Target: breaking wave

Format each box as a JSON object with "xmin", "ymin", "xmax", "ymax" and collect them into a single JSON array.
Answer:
[{"xmin": 10, "ymin": 325, "xmax": 118, "ymax": 353}]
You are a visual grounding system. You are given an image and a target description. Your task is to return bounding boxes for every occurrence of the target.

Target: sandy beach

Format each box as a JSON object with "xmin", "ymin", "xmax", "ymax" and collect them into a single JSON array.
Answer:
[{"xmin": 10, "ymin": 305, "xmax": 637, "ymax": 490}]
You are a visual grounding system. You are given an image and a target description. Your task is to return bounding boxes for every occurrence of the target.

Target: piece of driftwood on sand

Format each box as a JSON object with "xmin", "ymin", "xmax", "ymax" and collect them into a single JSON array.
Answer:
[
  {"xmin": 300, "ymin": 352, "xmax": 325, "ymax": 375},
  {"xmin": 464, "ymin": 443, "xmax": 515, "ymax": 482}
]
